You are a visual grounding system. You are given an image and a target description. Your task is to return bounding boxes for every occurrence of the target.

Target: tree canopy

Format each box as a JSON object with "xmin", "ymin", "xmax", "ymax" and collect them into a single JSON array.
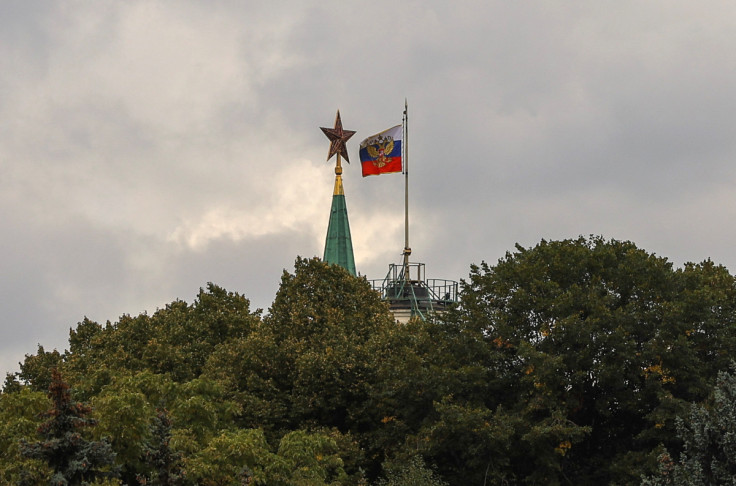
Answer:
[{"xmin": 3, "ymin": 240, "xmax": 736, "ymax": 485}]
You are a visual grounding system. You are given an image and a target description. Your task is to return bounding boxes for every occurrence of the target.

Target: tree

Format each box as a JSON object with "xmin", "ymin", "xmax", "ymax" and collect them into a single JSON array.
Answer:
[
  {"xmin": 7, "ymin": 240, "xmax": 736, "ymax": 484},
  {"xmin": 169, "ymin": 377, "xmax": 239, "ymax": 447},
  {"xmin": 16, "ymin": 345, "xmax": 64, "ymax": 392},
  {"xmin": 642, "ymin": 365, "xmax": 736, "ymax": 485},
  {"xmin": 86, "ymin": 371, "xmax": 236, "ymax": 482},
  {"xmin": 376, "ymin": 456, "xmax": 448, "ymax": 486},
  {"xmin": 21, "ymin": 368, "xmax": 117, "ymax": 485},
  {"xmin": 185, "ymin": 428, "xmax": 276, "ymax": 485},
  {"xmin": 363, "ymin": 313, "xmax": 518, "ymax": 485},
  {"xmin": 452, "ymin": 237, "xmax": 736, "ymax": 483},
  {"xmin": 202, "ymin": 258, "xmax": 398, "ymax": 436},
  {"xmin": 91, "ymin": 384, "xmax": 153, "ymax": 483},
  {"xmin": 138, "ymin": 408, "xmax": 184, "ymax": 486},
  {"xmin": 187, "ymin": 427, "xmax": 351, "ymax": 486},
  {"xmin": 264, "ymin": 257, "xmax": 396, "ymax": 430},
  {"xmin": 271, "ymin": 430, "xmax": 349, "ymax": 485},
  {"xmin": 63, "ymin": 284, "xmax": 262, "ymax": 396},
  {"xmin": 411, "ymin": 397, "xmax": 516, "ymax": 485},
  {"xmin": 0, "ymin": 387, "xmax": 51, "ymax": 483}
]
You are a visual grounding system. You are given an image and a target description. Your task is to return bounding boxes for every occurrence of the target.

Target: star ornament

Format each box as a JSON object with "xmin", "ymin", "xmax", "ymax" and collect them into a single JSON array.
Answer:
[{"xmin": 320, "ymin": 110, "xmax": 356, "ymax": 163}]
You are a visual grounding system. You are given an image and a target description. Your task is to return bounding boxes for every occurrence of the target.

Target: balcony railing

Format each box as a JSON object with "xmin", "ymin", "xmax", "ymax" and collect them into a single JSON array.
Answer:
[{"xmin": 368, "ymin": 262, "xmax": 458, "ymax": 320}]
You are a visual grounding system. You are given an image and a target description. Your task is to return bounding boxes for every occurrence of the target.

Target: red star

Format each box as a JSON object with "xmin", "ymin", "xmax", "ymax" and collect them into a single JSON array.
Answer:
[{"xmin": 320, "ymin": 110, "xmax": 356, "ymax": 163}]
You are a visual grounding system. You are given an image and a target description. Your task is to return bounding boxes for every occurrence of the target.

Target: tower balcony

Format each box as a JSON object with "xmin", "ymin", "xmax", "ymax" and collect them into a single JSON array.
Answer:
[{"xmin": 369, "ymin": 262, "xmax": 458, "ymax": 323}]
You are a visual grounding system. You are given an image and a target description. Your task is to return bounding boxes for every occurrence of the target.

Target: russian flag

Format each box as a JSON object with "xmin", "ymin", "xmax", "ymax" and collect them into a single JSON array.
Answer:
[{"xmin": 359, "ymin": 125, "xmax": 402, "ymax": 177}]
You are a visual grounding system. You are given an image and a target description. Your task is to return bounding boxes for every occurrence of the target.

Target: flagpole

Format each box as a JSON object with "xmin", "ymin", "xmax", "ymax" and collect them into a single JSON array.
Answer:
[{"xmin": 403, "ymin": 99, "xmax": 411, "ymax": 281}]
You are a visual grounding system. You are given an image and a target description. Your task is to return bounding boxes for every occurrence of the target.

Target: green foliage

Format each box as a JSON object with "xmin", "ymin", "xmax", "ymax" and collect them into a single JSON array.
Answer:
[
  {"xmin": 0, "ymin": 387, "xmax": 51, "ymax": 483},
  {"xmin": 64, "ymin": 284, "xmax": 261, "ymax": 395},
  {"xmin": 376, "ymin": 455, "xmax": 447, "ymax": 486},
  {"xmin": 20, "ymin": 368, "xmax": 117, "ymax": 485},
  {"xmin": 409, "ymin": 397, "xmax": 514, "ymax": 485},
  {"xmin": 453, "ymin": 237, "xmax": 736, "ymax": 483},
  {"xmin": 273, "ymin": 430, "xmax": 348, "ymax": 485},
  {"xmin": 187, "ymin": 428, "xmax": 350, "ymax": 486},
  {"xmin": 91, "ymin": 384, "xmax": 154, "ymax": 480},
  {"xmin": 203, "ymin": 258, "xmax": 397, "ymax": 435},
  {"xmin": 16, "ymin": 345, "xmax": 63, "ymax": 392},
  {"xmin": 83, "ymin": 371, "xmax": 236, "ymax": 482},
  {"xmin": 4, "ymin": 243, "xmax": 736, "ymax": 485},
  {"xmin": 3, "ymin": 372, "xmax": 23, "ymax": 393},
  {"xmin": 186, "ymin": 428, "xmax": 274, "ymax": 485},
  {"xmin": 642, "ymin": 365, "xmax": 736, "ymax": 485},
  {"xmin": 264, "ymin": 257, "xmax": 396, "ymax": 428},
  {"xmin": 169, "ymin": 377, "xmax": 239, "ymax": 446},
  {"xmin": 138, "ymin": 408, "xmax": 184, "ymax": 486}
]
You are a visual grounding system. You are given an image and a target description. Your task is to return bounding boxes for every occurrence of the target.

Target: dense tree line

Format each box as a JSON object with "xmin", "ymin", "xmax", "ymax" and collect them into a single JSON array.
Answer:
[{"xmin": 3, "ymin": 237, "xmax": 736, "ymax": 485}]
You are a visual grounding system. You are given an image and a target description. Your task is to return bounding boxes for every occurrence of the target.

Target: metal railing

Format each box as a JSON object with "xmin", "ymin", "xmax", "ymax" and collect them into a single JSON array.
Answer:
[{"xmin": 368, "ymin": 262, "xmax": 458, "ymax": 320}]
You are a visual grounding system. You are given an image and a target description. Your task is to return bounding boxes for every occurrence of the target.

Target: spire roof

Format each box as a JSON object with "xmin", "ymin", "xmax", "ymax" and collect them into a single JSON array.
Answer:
[
  {"xmin": 323, "ymin": 193, "xmax": 356, "ymax": 275},
  {"xmin": 321, "ymin": 110, "xmax": 356, "ymax": 275}
]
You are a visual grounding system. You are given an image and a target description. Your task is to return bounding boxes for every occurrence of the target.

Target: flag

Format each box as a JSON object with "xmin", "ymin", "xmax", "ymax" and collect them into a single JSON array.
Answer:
[{"xmin": 359, "ymin": 125, "xmax": 402, "ymax": 177}]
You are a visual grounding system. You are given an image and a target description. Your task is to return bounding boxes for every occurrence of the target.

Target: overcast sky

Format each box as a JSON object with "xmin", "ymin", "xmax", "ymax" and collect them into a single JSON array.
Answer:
[{"xmin": 2, "ymin": 1, "xmax": 736, "ymax": 379}]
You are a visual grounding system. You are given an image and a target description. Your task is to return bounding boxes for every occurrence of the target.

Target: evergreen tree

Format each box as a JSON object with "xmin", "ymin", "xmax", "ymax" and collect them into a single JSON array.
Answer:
[
  {"xmin": 20, "ymin": 368, "xmax": 117, "ymax": 485},
  {"xmin": 138, "ymin": 408, "xmax": 184, "ymax": 486}
]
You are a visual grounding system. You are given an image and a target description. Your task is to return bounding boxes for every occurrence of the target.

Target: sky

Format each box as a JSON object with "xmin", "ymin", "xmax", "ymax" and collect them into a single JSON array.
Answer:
[{"xmin": 2, "ymin": 1, "xmax": 736, "ymax": 379}]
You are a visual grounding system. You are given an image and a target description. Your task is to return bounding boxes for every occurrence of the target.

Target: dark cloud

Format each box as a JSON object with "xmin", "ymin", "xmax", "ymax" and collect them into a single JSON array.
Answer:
[{"xmin": 2, "ymin": 1, "xmax": 736, "ymax": 378}]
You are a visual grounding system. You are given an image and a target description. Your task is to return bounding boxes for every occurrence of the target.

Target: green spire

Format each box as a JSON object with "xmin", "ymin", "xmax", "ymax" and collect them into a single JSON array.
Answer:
[
  {"xmin": 319, "ymin": 110, "xmax": 357, "ymax": 276},
  {"xmin": 323, "ymin": 192, "xmax": 356, "ymax": 275}
]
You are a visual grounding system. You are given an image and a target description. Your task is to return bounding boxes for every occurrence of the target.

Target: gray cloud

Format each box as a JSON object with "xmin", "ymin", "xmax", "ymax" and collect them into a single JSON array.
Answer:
[{"xmin": 2, "ymin": 1, "xmax": 736, "ymax": 378}]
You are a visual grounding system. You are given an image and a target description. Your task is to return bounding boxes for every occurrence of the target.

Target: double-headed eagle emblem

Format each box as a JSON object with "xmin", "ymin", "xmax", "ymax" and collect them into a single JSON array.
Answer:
[{"xmin": 365, "ymin": 135, "xmax": 395, "ymax": 168}]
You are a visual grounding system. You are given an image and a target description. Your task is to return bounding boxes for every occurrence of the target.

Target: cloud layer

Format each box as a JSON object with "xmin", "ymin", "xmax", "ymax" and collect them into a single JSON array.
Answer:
[{"xmin": 2, "ymin": 1, "xmax": 736, "ymax": 377}]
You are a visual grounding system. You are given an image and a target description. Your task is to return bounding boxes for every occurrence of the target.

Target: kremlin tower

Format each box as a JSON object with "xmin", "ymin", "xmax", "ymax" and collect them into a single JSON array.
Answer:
[{"xmin": 319, "ymin": 107, "xmax": 458, "ymax": 322}]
